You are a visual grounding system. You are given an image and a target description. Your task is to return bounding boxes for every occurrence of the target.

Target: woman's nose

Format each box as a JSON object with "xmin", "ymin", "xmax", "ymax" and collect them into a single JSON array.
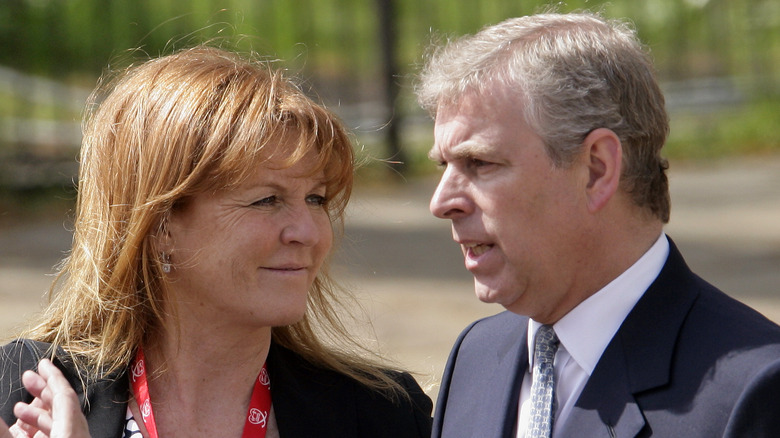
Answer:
[{"xmin": 281, "ymin": 207, "xmax": 325, "ymax": 247}]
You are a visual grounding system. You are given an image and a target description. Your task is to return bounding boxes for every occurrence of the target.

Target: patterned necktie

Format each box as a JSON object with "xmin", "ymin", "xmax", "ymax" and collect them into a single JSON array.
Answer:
[{"xmin": 526, "ymin": 325, "xmax": 560, "ymax": 438}]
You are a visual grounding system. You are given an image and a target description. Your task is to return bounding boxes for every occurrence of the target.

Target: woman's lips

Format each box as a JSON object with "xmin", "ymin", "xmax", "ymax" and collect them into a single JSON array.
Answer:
[{"xmin": 262, "ymin": 264, "xmax": 308, "ymax": 273}]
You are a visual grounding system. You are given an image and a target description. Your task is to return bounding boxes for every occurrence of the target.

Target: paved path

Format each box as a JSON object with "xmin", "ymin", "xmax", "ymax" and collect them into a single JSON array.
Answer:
[{"xmin": 1, "ymin": 155, "xmax": 779, "ymax": 400}]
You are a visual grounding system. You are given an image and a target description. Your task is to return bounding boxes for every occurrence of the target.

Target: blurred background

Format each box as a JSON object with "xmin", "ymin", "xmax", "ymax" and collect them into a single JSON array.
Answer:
[{"xmin": 1, "ymin": 0, "xmax": 779, "ymax": 401}]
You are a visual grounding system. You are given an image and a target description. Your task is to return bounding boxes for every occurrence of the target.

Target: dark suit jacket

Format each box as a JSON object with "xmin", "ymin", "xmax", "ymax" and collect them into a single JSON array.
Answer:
[
  {"xmin": 433, "ymin": 238, "xmax": 780, "ymax": 437},
  {"xmin": 1, "ymin": 340, "xmax": 432, "ymax": 437}
]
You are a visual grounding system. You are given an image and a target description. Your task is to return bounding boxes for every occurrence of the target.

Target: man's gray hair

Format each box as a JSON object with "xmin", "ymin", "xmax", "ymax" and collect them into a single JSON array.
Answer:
[{"xmin": 416, "ymin": 12, "xmax": 671, "ymax": 222}]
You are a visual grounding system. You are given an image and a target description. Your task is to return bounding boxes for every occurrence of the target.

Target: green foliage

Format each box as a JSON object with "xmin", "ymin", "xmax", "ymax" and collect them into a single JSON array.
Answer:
[
  {"xmin": 1, "ymin": 0, "xmax": 779, "ymax": 171},
  {"xmin": 666, "ymin": 99, "xmax": 780, "ymax": 160},
  {"xmin": 0, "ymin": 91, "xmax": 81, "ymax": 121},
  {"xmin": 4, "ymin": 0, "xmax": 777, "ymax": 84}
]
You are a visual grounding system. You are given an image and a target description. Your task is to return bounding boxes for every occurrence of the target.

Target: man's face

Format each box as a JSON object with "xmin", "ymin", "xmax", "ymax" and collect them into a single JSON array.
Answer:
[{"xmin": 429, "ymin": 90, "xmax": 591, "ymax": 323}]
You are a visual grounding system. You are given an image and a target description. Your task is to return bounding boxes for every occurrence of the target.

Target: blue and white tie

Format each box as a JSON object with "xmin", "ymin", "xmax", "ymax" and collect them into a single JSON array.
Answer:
[{"xmin": 526, "ymin": 325, "xmax": 559, "ymax": 438}]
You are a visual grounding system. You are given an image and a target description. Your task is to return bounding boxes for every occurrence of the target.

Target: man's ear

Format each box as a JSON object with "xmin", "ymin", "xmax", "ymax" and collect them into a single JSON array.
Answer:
[{"xmin": 583, "ymin": 128, "xmax": 622, "ymax": 213}]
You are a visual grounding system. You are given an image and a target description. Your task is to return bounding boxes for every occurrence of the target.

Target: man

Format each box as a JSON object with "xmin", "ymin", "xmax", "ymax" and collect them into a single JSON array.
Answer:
[{"xmin": 416, "ymin": 11, "xmax": 780, "ymax": 438}]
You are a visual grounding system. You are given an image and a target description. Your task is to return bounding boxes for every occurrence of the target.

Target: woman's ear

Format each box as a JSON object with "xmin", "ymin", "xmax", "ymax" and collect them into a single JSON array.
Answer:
[
  {"xmin": 151, "ymin": 217, "xmax": 175, "ymax": 273},
  {"xmin": 583, "ymin": 128, "xmax": 622, "ymax": 213},
  {"xmin": 152, "ymin": 216, "xmax": 174, "ymax": 255}
]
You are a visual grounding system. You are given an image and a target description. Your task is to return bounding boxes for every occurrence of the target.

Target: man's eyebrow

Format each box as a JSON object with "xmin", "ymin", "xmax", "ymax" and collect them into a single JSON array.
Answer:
[
  {"xmin": 453, "ymin": 141, "xmax": 493, "ymax": 158},
  {"xmin": 434, "ymin": 141, "xmax": 497, "ymax": 161}
]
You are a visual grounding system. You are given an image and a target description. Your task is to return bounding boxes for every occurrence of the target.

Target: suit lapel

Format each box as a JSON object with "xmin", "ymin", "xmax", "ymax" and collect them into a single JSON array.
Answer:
[
  {"xmin": 438, "ymin": 312, "xmax": 529, "ymax": 438},
  {"xmin": 559, "ymin": 239, "xmax": 700, "ymax": 438},
  {"xmin": 558, "ymin": 334, "xmax": 646, "ymax": 438},
  {"xmin": 475, "ymin": 322, "xmax": 529, "ymax": 438}
]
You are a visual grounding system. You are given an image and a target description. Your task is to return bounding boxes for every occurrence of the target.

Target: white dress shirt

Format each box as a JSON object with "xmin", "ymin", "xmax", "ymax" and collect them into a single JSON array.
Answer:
[{"xmin": 516, "ymin": 233, "xmax": 669, "ymax": 437}]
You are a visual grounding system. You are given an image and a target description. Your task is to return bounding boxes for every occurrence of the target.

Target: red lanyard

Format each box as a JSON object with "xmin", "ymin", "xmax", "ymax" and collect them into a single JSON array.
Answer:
[{"xmin": 130, "ymin": 348, "xmax": 272, "ymax": 438}]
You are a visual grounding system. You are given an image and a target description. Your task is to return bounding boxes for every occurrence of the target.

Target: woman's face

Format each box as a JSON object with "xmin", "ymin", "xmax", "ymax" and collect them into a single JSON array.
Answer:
[{"xmin": 163, "ymin": 148, "xmax": 334, "ymax": 331}]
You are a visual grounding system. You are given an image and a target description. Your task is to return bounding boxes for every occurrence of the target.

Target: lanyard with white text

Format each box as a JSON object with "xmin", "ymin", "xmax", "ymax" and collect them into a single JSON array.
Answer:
[{"xmin": 130, "ymin": 348, "xmax": 272, "ymax": 438}]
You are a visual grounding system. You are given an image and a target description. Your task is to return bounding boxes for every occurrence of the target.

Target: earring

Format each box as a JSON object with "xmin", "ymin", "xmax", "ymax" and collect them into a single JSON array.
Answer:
[{"xmin": 162, "ymin": 253, "xmax": 172, "ymax": 273}]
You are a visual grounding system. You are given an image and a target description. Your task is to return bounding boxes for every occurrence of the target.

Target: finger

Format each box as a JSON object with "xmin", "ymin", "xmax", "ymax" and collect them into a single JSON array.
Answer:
[
  {"xmin": 13, "ymin": 420, "xmax": 39, "ymax": 438},
  {"xmin": 19, "ymin": 396, "xmax": 49, "ymax": 436},
  {"xmin": 24, "ymin": 359, "xmax": 80, "ymax": 414},
  {"xmin": 37, "ymin": 360, "xmax": 90, "ymax": 437},
  {"xmin": 27, "ymin": 397, "xmax": 45, "ymax": 410},
  {"xmin": 50, "ymin": 398, "xmax": 90, "ymax": 438},
  {"xmin": 13, "ymin": 402, "xmax": 51, "ymax": 436},
  {"xmin": 7, "ymin": 421, "xmax": 33, "ymax": 438},
  {"xmin": 36, "ymin": 360, "xmax": 79, "ymax": 402},
  {"xmin": 20, "ymin": 372, "xmax": 51, "ymax": 410}
]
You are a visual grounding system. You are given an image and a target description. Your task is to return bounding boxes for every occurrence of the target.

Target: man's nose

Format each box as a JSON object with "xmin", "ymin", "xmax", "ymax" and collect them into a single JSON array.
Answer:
[{"xmin": 430, "ymin": 167, "xmax": 472, "ymax": 219}]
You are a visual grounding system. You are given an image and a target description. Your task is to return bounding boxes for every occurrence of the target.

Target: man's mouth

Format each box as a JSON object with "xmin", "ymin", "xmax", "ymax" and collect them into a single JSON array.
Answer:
[{"xmin": 463, "ymin": 243, "xmax": 492, "ymax": 256}]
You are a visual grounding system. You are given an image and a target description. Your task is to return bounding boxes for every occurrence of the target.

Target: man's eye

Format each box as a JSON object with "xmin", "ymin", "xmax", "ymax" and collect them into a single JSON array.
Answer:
[
  {"xmin": 306, "ymin": 194, "xmax": 328, "ymax": 207},
  {"xmin": 469, "ymin": 158, "xmax": 490, "ymax": 168}
]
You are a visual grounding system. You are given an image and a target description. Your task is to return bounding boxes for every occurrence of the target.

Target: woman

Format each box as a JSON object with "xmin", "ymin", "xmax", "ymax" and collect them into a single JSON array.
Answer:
[{"xmin": 0, "ymin": 46, "xmax": 432, "ymax": 437}]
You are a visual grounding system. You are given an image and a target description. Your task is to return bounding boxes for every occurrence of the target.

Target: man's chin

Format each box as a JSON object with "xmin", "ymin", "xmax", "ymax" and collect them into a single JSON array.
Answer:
[
  {"xmin": 474, "ymin": 278, "xmax": 527, "ymax": 312},
  {"xmin": 473, "ymin": 280, "xmax": 501, "ymax": 304}
]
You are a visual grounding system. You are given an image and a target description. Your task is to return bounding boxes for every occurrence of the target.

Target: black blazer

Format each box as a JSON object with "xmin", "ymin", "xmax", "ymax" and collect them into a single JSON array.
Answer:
[
  {"xmin": 433, "ymin": 238, "xmax": 780, "ymax": 437},
  {"xmin": 0, "ymin": 341, "xmax": 432, "ymax": 437}
]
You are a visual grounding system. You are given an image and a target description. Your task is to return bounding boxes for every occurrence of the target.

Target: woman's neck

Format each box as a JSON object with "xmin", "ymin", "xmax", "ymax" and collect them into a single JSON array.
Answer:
[{"xmin": 139, "ymin": 317, "xmax": 273, "ymax": 437}]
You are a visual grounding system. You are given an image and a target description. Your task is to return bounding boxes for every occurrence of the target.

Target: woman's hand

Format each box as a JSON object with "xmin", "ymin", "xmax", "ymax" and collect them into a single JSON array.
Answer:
[{"xmin": 1, "ymin": 359, "xmax": 91, "ymax": 438}]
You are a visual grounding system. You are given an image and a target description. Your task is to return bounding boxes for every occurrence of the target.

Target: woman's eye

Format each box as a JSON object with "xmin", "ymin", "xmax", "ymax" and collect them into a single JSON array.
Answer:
[
  {"xmin": 306, "ymin": 194, "xmax": 328, "ymax": 207},
  {"xmin": 252, "ymin": 196, "xmax": 278, "ymax": 207}
]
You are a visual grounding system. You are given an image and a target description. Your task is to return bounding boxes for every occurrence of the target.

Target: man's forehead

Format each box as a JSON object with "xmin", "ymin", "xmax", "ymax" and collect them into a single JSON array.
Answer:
[
  {"xmin": 437, "ymin": 80, "xmax": 523, "ymax": 111},
  {"xmin": 435, "ymin": 91, "xmax": 482, "ymax": 119},
  {"xmin": 430, "ymin": 99, "xmax": 501, "ymax": 157}
]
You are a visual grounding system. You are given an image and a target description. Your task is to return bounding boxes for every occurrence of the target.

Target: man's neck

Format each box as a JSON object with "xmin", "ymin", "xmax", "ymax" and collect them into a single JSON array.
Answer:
[{"xmin": 535, "ymin": 219, "xmax": 664, "ymax": 325}]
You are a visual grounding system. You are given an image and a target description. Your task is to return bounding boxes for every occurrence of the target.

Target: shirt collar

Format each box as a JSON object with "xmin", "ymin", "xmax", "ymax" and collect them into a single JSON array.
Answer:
[{"xmin": 527, "ymin": 233, "xmax": 669, "ymax": 374}]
